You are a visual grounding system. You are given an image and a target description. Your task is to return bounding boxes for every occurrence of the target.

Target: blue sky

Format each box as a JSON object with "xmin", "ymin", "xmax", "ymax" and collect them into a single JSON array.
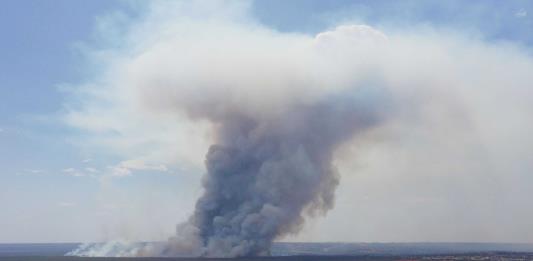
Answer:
[{"xmin": 1, "ymin": 0, "xmax": 533, "ymax": 243}]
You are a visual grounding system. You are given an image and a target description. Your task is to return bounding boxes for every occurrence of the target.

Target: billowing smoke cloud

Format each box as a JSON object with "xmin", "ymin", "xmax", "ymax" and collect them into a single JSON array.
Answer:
[
  {"xmin": 164, "ymin": 87, "xmax": 385, "ymax": 257},
  {"xmin": 69, "ymin": 22, "xmax": 391, "ymax": 257},
  {"xmin": 65, "ymin": 1, "xmax": 533, "ymax": 258}
]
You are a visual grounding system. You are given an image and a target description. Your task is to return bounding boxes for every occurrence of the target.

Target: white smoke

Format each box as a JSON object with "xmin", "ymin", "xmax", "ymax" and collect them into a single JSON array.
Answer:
[{"xmin": 65, "ymin": 1, "xmax": 533, "ymax": 257}]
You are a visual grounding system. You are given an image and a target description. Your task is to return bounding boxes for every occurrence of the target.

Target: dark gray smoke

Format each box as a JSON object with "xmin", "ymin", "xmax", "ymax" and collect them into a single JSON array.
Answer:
[
  {"xmin": 113, "ymin": 24, "xmax": 392, "ymax": 257},
  {"xmin": 64, "ymin": 2, "xmax": 533, "ymax": 254},
  {"xmin": 160, "ymin": 92, "xmax": 386, "ymax": 257},
  {"xmin": 65, "ymin": 22, "xmax": 395, "ymax": 257}
]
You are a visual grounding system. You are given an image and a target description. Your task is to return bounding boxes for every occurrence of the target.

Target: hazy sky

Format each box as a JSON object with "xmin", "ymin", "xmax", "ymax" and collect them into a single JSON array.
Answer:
[{"xmin": 1, "ymin": 0, "xmax": 533, "ymax": 244}]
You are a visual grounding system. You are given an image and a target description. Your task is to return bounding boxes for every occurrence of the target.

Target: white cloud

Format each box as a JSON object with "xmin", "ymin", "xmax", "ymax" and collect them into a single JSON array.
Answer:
[
  {"xmin": 106, "ymin": 159, "xmax": 168, "ymax": 178},
  {"xmin": 63, "ymin": 168, "xmax": 85, "ymax": 177},
  {"xmin": 85, "ymin": 167, "xmax": 99, "ymax": 173},
  {"xmin": 516, "ymin": 8, "xmax": 527, "ymax": 18},
  {"xmin": 120, "ymin": 159, "xmax": 168, "ymax": 172},
  {"xmin": 82, "ymin": 158, "xmax": 93, "ymax": 163},
  {"xmin": 108, "ymin": 165, "xmax": 132, "ymax": 177}
]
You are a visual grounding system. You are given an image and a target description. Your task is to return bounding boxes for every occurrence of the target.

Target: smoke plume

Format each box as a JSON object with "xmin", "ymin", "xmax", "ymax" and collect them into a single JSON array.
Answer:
[
  {"xmin": 163, "ymin": 90, "xmax": 385, "ymax": 256},
  {"xmin": 66, "ymin": 1, "xmax": 533, "ymax": 257},
  {"xmin": 67, "ymin": 19, "xmax": 391, "ymax": 257}
]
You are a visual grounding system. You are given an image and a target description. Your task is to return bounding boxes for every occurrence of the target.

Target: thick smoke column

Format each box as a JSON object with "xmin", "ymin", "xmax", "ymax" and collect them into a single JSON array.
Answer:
[
  {"xmin": 65, "ymin": 1, "xmax": 533, "ymax": 256},
  {"xmin": 144, "ymin": 25, "xmax": 390, "ymax": 256},
  {"xmin": 66, "ymin": 21, "xmax": 390, "ymax": 257},
  {"xmin": 163, "ymin": 94, "xmax": 383, "ymax": 257}
]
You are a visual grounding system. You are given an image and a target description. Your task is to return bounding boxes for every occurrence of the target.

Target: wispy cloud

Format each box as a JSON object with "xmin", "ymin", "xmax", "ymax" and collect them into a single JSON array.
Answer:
[
  {"xmin": 63, "ymin": 168, "xmax": 85, "ymax": 177},
  {"xmin": 120, "ymin": 159, "xmax": 168, "ymax": 172},
  {"xmin": 516, "ymin": 8, "xmax": 527, "ymax": 18},
  {"xmin": 85, "ymin": 167, "xmax": 99, "ymax": 173},
  {"xmin": 108, "ymin": 165, "xmax": 132, "ymax": 177},
  {"xmin": 107, "ymin": 159, "xmax": 168, "ymax": 177}
]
